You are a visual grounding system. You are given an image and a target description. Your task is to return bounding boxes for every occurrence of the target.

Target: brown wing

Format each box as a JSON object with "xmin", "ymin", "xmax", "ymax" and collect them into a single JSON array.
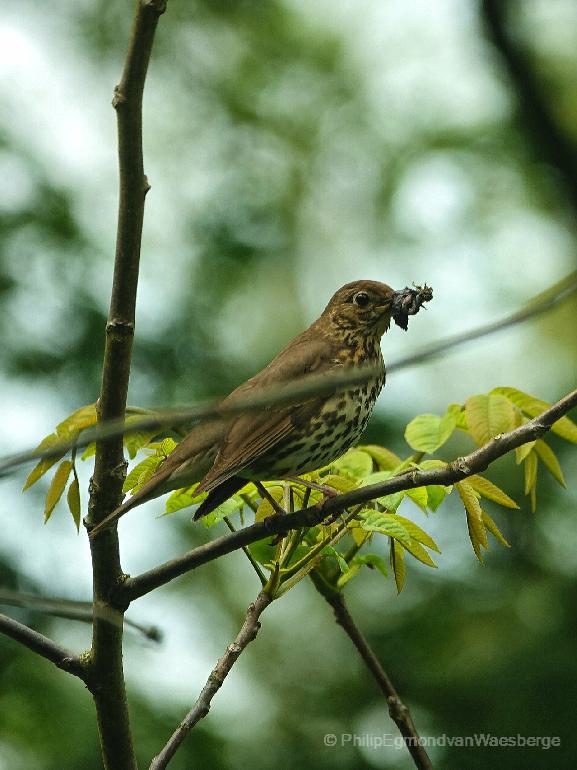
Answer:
[{"xmin": 194, "ymin": 330, "xmax": 339, "ymax": 494}]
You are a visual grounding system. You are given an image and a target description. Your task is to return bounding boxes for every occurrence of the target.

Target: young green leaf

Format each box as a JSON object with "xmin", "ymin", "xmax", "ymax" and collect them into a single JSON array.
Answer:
[
  {"xmin": 23, "ymin": 434, "xmax": 68, "ymax": 491},
  {"xmin": 56, "ymin": 404, "xmax": 97, "ymax": 437},
  {"xmin": 336, "ymin": 563, "xmax": 362, "ymax": 588},
  {"xmin": 393, "ymin": 514, "xmax": 440, "ymax": 552},
  {"xmin": 123, "ymin": 454, "xmax": 164, "ymax": 494},
  {"xmin": 534, "ymin": 439, "xmax": 565, "ymax": 487},
  {"xmin": 45, "ymin": 460, "xmax": 73, "ymax": 522},
  {"xmin": 322, "ymin": 545, "xmax": 349, "ymax": 574},
  {"xmin": 361, "ymin": 471, "xmax": 404, "ymax": 510},
  {"xmin": 406, "ymin": 486, "xmax": 428, "ymax": 510},
  {"xmin": 320, "ymin": 474, "xmax": 359, "ymax": 493},
  {"xmin": 401, "ymin": 538, "xmax": 438, "ymax": 568},
  {"xmin": 425, "ymin": 485, "xmax": 448, "ymax": 511},
  {"xmin": 81, "ymin": 443, "xmax": 97, "ymax": 461},
  {"xmin": 358, "ymin": 511, "xmax": 412, "ymax": 547},
  {"xmin": 332, "ymin": 449, "xmax": 373, "ymax": 479},
  {"xmin": 524, "ymin": 450, "xmax": 538, "ymax": 496},
  {"xmin": 515, "ymin": 440, "xmax": 535, "ymax": 465},
  {"xmin": 481, "ymin": 510, "xmax": 510, "ymax": 548},
  {"xmin": 67, "ymin": 477, "xmax": 81, "ymax": 532},
  {"xmin": 404, "ymin": 412, "xmax": 456, "ymax": 453},
  {"xmin": 248, "ymin": 538, "xmax": 277, "ymax": 568},
  {"xmin": 255, "ymin": 485, "xmax": 284, "ymax": 521},
  {"xmin": 359, "ymin": 445, "xmax": 402, "ymax": 471},
  {"xmin": 124, "ymin": 428, "xmax": 158, "ymax": 459},
  {"xmin": 390, "ymin": 538, "xmax": 406, "ymax": 593},
  {"xmin": 164, "ymin": 485, "xmax": 205, "ymax": 514},
  {"xmin": 336, "ymin": 553, "xmax": 388, "ymax": 588},
  {"xmin": 467, "ymin": 475, "xmax": 519, "ymax": 509},
  {"xmin": 447, "ymin": 403, "xmax": 468, "ymax": 430},
  {"xmin": 465, "ymin": 394, "xmax": 516, "ymax": 446},
  {"xmin": 201, "ymin": 496, "xmax": 244, "ymax": 528},
  {"xmin": 456, "ymin": 481, "xmax": 488, "ymax": 563},
  {"xmin": 353, "ymin": 553, "xmax": 388, "ymax": 577}
]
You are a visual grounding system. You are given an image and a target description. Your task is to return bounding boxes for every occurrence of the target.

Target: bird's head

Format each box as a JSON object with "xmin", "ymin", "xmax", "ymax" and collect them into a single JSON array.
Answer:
[
  {"xmin": 321, "ymin": 280, "xmax": 433, "ymax": 339},
  {"xmin": 321, "ymin": 280, "xmax": 397, "ymax": 338}
]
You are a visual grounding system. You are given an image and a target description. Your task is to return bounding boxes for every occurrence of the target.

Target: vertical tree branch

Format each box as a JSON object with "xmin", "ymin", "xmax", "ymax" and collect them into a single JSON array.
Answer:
[
  {"xmin": 149, "ymin": 591, "xmax": 272, "ymax": 770},
  {"xmin": 84, "ymin": 2, "xmax": 167, "ymax": 768},
  {"xmin": 310, "ymin": 574, "xmax": 433, "ymax": 770}
]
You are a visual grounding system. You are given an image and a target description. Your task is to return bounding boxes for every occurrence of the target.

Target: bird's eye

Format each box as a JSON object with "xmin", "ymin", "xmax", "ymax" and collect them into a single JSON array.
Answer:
[{"xmin": 353, "ymin": 291, "xmax": 370, "ymax": 307}]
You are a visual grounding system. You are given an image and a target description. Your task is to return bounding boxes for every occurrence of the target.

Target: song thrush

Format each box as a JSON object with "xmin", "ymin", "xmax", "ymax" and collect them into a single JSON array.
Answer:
[{"xmin": 90, "ymin": 280, "xmax": 432, "ymax": 537}]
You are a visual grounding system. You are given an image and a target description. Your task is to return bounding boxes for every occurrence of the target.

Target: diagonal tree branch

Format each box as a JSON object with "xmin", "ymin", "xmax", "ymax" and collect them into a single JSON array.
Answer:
[
  {"xmin": 0, "ymin": 368, "xmax": 380, "ymax": 478},
  {"xmin": 310, "ymin": 574, "xmax": 433, "ymax": 770},
  {"xmin": 84, "ymin": 1, "xmax": 167, "ymax": 768},
  {"xmin": 149, "ymin": 591, "xmax": 272, "ymax": 770},
  {"xmin": 0, "ymin": 613, "xmax": 91, "ymax": 686},
  {"xmin": 3, "ymin": 260, "xmax": 576, "ymax": 481},
  {"xmin": 388, "ymin": 269, "xmax": 577, "ymax": 373},
  {"xmin": 116, "ymin": 386, "xmax": 577, "ymax": 605}
]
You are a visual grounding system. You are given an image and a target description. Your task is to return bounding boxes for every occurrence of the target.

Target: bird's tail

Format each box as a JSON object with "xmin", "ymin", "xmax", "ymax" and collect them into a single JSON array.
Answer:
[{"xmin": 192, "ymin": 475, "xmax": 246, "ymax": 521}]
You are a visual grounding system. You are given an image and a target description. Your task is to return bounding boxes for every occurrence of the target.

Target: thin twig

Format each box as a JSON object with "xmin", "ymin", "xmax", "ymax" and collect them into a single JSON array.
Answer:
[
  {"xmin": 0, "ymin": 613, "xmax": 90, "ymax": 686},
  {"xmin": 0, "ymin": 367, "xmax": 380, "ymax": 477},
  {"xmin": 309, "ymin": 581, "xmax": 433, "ymax": 770},
  {"xmin": 0, "ymin": 589, "xmax": 162, "ymax": 642},
  {"xmin": 388, "ymin": 269, "xmax": 577, "ymax": 373},
  {"xmin": 116, "ymin": 386, "xmax": 577, "ymax": 604},
  {"xmin": 223, "ymin": 516, "xmax": 267, "ymax": 586},
  {"xmin": 3, "ymin": 267, "xmax": 576, "ymax": 477},
  {"xmin": 149, "ymin": 591, "xmax": 272, "ymax": 770},
  {"xmin": 85, "ymin": 1, "xmax": 167, "ymax": 767}
]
